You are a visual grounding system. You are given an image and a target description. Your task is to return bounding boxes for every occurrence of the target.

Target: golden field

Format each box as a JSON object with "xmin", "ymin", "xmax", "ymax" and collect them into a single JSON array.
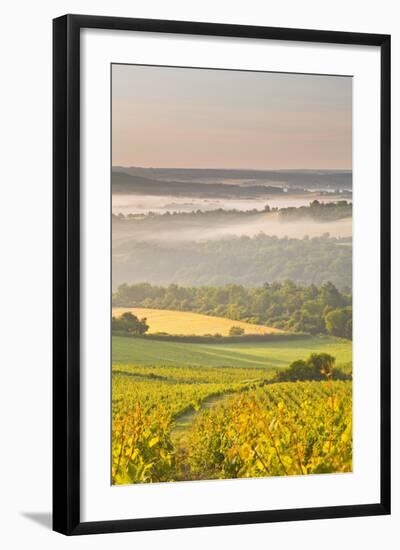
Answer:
[{"xmin": 111, "ymin": 307, "xmax": 283, "ymax": 336}]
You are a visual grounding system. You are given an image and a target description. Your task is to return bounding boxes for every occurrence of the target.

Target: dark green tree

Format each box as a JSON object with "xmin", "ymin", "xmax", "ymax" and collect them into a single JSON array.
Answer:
[
  {"xmin": 325, "ymin": 307, "xmax": 352, "ymax": 339},
  {"xmin": 112, "ymin": 312, "xmax": 149, "ymax": 334}
]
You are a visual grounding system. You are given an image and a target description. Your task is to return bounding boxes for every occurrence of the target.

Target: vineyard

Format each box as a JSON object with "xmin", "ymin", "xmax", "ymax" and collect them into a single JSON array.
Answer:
[
  {"xmin": 184, "ymin": 380, "xmax": 352, "ymax": 480},
  {"xmin": 112, "ymin": 364, "xmax": 269, "ymax": 484},
  {"xmin": 112, "ymin": 363, "xmax": 352, "ymax": 484}
]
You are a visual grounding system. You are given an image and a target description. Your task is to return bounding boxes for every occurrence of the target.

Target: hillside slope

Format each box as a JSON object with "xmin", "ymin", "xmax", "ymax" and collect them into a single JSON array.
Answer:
[{"xmin": 112, "ymin": 307, "xmax": 283, "ymax": 336}]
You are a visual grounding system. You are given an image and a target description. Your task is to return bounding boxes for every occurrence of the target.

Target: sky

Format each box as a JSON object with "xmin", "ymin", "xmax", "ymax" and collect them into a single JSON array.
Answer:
[{"xmin": 112, "ymin": 64, "xmax": 352, "ymax": 170}]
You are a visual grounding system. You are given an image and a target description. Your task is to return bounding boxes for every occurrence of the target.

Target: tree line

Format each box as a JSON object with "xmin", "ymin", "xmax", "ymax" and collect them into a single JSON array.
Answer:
[
  {"xmin": 112, "ymin": 281, "xmax": 352, "ymax": 339},
  {"xmin": 112, "ymin": 200, "xmax": 351, "ymax": 223},
  {"xmin": 279, "ymin": 200, "xmax": 352, "ymax": 221}
]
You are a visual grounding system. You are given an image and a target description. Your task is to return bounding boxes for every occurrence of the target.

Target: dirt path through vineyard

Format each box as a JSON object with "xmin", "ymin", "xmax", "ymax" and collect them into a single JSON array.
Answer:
[
  {"xmin": 171, "ymin": 377, "xmax": 271, "ymax": 451},
  {"xmin": 171, "ymin": 392, "xmax": 237, "ymax": 480},
  {"xmin": 171, "ymin": 392, "xmax": 233, "ymax": 449},
  {"xmin": 170, "ymin": 379, "xmax": 270, "ymax": 480}
]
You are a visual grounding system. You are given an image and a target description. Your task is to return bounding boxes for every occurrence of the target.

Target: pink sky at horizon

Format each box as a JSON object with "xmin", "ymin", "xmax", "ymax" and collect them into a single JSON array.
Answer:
[{"xmin": 112, "ymin": 64, "xmax": 352, "ymax": 171}]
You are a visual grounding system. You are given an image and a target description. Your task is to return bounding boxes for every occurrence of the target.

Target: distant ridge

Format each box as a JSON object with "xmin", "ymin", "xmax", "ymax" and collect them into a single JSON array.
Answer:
[
  {"xmin": 113, "ymin": 166, "xmax": 352, "ymax": 190},
  {"xmin": 112, "ymin": 170, "xmax": 284, "ymax": 198}
]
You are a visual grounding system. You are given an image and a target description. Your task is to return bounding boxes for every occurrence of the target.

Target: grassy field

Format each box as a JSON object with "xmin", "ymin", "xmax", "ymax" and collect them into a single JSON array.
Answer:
[
  {"xmin": 112, "ymin": 334, "xmax": 352, "ymax": 370},
  {"xmin": 112, "ymin": 307, "xmax": 283, "ymax": 336}
]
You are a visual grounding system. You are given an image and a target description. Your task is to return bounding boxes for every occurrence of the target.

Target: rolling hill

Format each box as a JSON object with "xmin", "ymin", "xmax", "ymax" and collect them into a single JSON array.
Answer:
[
  {"xmin": 112, "ymin": 334, "xmax": 352, "ymax": 370},
  {"xmin": 112, "ymin": 307, "xmax": 283, "ymax": 336}
]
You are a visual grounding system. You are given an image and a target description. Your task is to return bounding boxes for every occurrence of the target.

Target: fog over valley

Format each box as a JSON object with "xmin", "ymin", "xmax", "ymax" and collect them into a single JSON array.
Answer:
[
  {"xmin": 112, "ymin": 192, "xmax": 351, "ymax": 217},
  {"xmin": 111, "ymin": 167, "xmax": 352, "ymax": 290},
  {"xmin": 113, "ymin": 210, "xmax": 352, "ymax": 243}
]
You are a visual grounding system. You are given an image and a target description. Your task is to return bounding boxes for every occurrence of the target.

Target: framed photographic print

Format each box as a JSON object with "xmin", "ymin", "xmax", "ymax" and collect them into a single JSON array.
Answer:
[{"xmin": 53, "ymin": 14, "xmax": 391, "ymax": 535}]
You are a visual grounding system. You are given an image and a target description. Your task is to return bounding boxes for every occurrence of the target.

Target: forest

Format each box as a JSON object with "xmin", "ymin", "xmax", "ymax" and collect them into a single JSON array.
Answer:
[
  {"xmin": 112, "ymin": 280, "xmax": 352, "ymax": 338},
  {"xmin": 113, "ymin": 234, "xmax": 352, "ymax": 290}
]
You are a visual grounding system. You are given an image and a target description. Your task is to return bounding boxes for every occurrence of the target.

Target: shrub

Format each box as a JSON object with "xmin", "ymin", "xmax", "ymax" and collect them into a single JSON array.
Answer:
[
  {"xmin": 229, "ymin": 326, "xmax": 245, "ymax": 336},
  {"xmin": 275, "ymin": 352, "xmax": 350, "ymax": 382}
]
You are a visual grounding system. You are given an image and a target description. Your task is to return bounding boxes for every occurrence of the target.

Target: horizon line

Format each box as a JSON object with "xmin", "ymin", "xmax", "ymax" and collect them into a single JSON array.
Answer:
[{"xmin": 112, "ymin": 165, "xmax": 352, "ymax": 172}]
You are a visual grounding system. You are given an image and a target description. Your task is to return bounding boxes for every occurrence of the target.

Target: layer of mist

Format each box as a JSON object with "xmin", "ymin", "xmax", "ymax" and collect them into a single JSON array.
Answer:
[
  {"xmin": 111, "ymin": 171, "xmax": 352, "ymax": 290},
  {"xmin": 112, "ymin": 192, "xmax": 351, "ymax": 216},
  {"xmin": 113, "ymin": 211, "xmax": 352, "ymax": 246}
]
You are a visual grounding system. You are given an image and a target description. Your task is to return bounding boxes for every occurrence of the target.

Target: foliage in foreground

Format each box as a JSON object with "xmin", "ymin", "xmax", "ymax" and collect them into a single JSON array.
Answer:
[
  {"xmin": 186, "ymin": 380, "xmax": 352, "ymax": 479},
  {"xmin": 112, "ymin": 364, "xmax": 267, "ymax": 484},
  {"xmin": 112, "ymin": 362, "xmax": 352, "ymax": 484}
]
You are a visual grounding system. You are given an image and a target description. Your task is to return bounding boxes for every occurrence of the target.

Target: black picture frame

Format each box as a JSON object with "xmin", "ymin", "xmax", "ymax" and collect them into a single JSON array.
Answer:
[{"xmin": 53, "ymin": 14, "xmax": 391, "ymax": 535}]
